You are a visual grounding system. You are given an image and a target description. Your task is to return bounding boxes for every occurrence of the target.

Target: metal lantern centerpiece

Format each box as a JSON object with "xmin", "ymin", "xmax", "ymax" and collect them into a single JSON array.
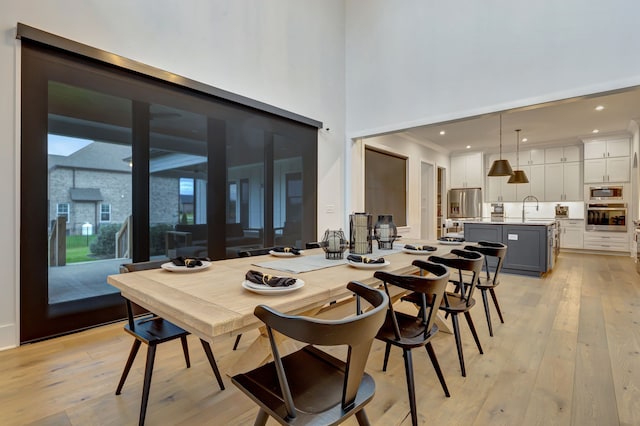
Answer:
[
  {"xmin": 321, "ymin": 229, "xmax": 347, "ymax": 259},
  {"xmin": 374, "ymin": 214, "xmax": 397, "ymax": 249},
  {"xmin": 349, "ymin": 212, "xmax": 373, "ymax": 255}
]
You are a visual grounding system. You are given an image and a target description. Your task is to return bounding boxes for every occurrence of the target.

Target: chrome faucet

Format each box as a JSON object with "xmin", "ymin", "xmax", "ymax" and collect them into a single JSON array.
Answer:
[{"xmin": 522, "ymin": 195, "xmax": 539, "ymax": 222}]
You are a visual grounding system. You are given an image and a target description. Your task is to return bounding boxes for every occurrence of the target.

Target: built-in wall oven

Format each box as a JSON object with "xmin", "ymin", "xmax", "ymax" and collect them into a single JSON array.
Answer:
[{"xmin": 586, "ymin": 203, "xmax": 627, "ymax": 232}]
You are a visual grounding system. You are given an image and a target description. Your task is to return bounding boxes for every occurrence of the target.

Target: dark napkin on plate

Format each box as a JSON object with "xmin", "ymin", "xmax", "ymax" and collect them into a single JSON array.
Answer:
[
  {"xmin": 347, "ymin": 254, "xmax": 385, "ymax": 264},
  {"xmin": 272, "ymin": 246, "xmax": 302, "ymax": 255},
  {"xmin": 171, "ymin": 256, "xmax": 209, "ymax": 267},
  {"xmin": 404, "ymin": 244, "xmax": 437, "ymax": 251},
  {"xmin": 245, "ymin": 270, "xmax": 297, "ymax": 287}
]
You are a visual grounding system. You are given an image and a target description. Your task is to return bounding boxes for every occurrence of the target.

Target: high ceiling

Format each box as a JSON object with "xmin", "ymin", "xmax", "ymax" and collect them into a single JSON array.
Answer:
[{"xmin": 398, "ymin": 86, "xmax": 640, "ymax": 155}]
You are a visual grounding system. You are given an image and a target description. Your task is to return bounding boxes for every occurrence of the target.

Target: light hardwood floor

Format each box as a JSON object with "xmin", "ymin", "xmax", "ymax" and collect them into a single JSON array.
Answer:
[{"xmin": 1, "ymin": 252, "xmax": 638, "ymax": 425}]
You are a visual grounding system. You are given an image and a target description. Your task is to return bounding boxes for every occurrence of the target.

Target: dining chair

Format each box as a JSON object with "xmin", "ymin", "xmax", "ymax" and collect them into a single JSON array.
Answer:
[
  {"xmin": 405, "ymin": 249, "xmax": 484, "ymax": 377},
  {"xmin": 374, "ymin": 261, "xmax": 451, "ymax": 426},
  {"xmin": 232, "ymin": 281, "xmax": 388, "ymax": 425},
  {"xmin": 116, "ymin": 259, "xmax": 225, "ymax": 426},
  {"xmin": 464, "ymin": 241, "xmax": 508, "ymax": 336}
]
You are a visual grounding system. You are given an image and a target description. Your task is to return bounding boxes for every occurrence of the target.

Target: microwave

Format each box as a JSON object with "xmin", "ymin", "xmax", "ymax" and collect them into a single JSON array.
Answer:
[{"xmin": 589, "ymin": 186, "xmax": 623, "ymax": 201}]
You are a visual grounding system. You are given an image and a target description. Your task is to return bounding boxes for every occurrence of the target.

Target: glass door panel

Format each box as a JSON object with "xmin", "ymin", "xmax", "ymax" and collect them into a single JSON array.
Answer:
[
  {"xmin": 148, "ymin": 104, "xmax": 208, "ymax": 259},
  {"xmin": 47, "ymin": 82, "xmax": 133, "ymax": 304}
]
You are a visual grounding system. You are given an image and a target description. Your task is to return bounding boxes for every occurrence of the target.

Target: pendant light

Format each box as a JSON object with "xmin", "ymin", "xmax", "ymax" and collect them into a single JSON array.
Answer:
[
  {"xmin": 487, "ymin": 114, "xmax": 514, "ymax": 177},
  {"xmin": 508, "ymin": 129, "xmax": 529, "ymax": 184}
]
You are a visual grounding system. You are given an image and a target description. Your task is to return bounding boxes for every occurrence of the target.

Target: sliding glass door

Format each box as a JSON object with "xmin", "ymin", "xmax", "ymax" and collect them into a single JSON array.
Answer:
[{"xmin": 21, "ymin": 41, "xmax": 317, "ymax": 342}]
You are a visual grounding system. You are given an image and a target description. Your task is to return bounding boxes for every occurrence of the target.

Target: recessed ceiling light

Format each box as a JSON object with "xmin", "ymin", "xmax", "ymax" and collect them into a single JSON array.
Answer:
[
  {"xmin": 595, "ymin": 105, "xmax": 604, "ymax": 111},
  {"xmin": 439, "ymin": 130, "xmax": 446, "ymax": 135},
  {"xmin": 522, "ymin": 138, "xmax": 528, "ymax": 142},
  {"xmin": 592, "ymin": 129, "xmax": 599, "ymax": 133},
  {"xmin": 466, "ymin": 145, "xmax": 471, "ymax": 149}
]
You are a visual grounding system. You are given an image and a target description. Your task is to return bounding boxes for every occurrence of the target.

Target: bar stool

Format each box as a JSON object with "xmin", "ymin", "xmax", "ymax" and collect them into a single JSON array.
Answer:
[{"xmin": 464, "ymin": 241, "xmax": 508, "ymax": 336}]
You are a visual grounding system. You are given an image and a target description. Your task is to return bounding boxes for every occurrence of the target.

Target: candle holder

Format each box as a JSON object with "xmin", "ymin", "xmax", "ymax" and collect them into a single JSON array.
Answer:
[
  {"xmin": 349, "ymin": 213, "xmax": 372, "ymax": 255},
  {"xmin": 374, "ymin": 214, "xmax": 397, "ymax": 249},
  {"xmin": 321, "ymin": 229, "xmax": 347, "ymax": 259}
]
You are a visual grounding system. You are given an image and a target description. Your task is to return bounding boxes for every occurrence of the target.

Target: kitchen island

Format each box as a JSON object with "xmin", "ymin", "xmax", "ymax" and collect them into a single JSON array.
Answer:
[{"xmin": 463, "ymin": 219, "xmax": 556, "ymax": 276}]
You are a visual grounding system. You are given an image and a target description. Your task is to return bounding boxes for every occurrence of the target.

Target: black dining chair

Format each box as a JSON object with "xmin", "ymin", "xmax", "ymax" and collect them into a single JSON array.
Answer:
[
  {"xmin": 374, "ymin": 260, "xmax": 451, "ymax": 426},
  {"xmin": 464, "ymin": 241, "xmax": 508, "ymax": 336},
  {"xmin": 404, "ymin": 249, "xmax": 484, "ymax": 377},
  {"xmin": 232, "ymin": 281, "xmax": 388, "ymax": 425},
  {"xmin": 116, "ymin": 259, "xmax": 225, "ymax": 426}
]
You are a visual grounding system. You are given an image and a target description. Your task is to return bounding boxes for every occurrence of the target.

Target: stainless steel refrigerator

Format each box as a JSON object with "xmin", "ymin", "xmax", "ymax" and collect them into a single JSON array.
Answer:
[{"xmin": 448, "ymin": 187, "xmax": 482, "ymax": 218}]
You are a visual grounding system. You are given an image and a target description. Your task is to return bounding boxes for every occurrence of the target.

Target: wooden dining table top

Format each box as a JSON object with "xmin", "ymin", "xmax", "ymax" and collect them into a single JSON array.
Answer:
[{"xmin": 106, "ymin": 241, "xmax": 461, "ymax": 344}]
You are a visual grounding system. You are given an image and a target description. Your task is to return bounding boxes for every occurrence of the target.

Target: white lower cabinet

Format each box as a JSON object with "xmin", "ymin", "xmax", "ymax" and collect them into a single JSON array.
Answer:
[
  {"xmin": 583, "ymin": 231, "xmax": 629, "ymax": 252},
  {"xmin": 558, "ymin": 219, "xmax": 583, "ymax": 249}
]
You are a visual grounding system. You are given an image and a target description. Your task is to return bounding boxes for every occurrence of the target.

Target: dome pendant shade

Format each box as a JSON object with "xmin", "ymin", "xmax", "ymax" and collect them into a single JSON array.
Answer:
[
  {"xmin": 507, "ymin": 169, "xmax": 529, "ymax": 184},
  {"xmin": 488, "ymin": 159, "xmax": 514, "ymax": 176}
]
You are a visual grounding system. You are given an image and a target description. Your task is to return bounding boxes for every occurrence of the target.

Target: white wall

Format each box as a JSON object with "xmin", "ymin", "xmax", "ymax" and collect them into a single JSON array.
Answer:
[
  {"xmin": 345, "ymin": 0, "xmax": 640, "ymax": 137},
  {"xmin": 0, "ymin": 0, "xmax": 346, "ymax": 349}
]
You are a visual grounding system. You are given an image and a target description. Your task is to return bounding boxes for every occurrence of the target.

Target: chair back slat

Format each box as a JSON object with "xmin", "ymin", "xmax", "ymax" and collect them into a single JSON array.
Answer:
[
  {"xmin": 119, "ymin": 259, "xmax": 169, "ymax": 330},
  {"xmin": 428, "ymin": 249, "xmax": 483, "ymax": 306},
  {"xmin": 374, "ymin": 263, "xmax": 449, "ymax": 340},
  {"xmin": 253, "ymin": 281, "xmax": 387, "ymax": 413},
  {"xmin": 464, "ymin": 241, "xmax": 507, "ymax": 286}
]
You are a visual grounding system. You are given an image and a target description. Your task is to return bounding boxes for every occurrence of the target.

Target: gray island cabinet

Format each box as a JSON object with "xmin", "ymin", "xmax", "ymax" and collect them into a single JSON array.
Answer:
[{"xmin": 463, "ymin": 221, "xmax": 554, "ymax": 276}]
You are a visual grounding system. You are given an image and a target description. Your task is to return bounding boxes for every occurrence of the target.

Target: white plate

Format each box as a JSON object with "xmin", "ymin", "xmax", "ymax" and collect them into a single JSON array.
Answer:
[
  {"xmin": 438, "ymin": 240, "xmax": 464, "ymax": 246},
  {"xmin": 242, "ymin": 279, "xmax": 305, "ymax": 295},
  {"xmin": 269, "ymin": 250, "xmax": 304, "ymax": 257},
  {"xmin": 347, "ymin": 260, "xmax": 390, "ymax": 269},
  {"xmin": 161, "ymin": 261, "xmax": 212, "ymax": 272},
  {"xmin": 402, "ymin": 247, "xmax": 437, "ymax": 255}
]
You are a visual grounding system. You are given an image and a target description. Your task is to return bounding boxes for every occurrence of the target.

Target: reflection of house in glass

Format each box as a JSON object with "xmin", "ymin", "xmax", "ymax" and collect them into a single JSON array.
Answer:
[{"xmin": 48, "ymin": 141, "xmax": 132, "ymax": 235}]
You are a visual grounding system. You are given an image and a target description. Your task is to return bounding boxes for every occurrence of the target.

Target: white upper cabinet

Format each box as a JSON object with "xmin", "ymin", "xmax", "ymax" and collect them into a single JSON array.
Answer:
[
  {"xmin": 516, "ymin": 164, "xmax": 545, "ymax": 200},
  {"xmin": 544, "ymin": 162, "xmax": 582, "ymax": 201},
  {"xmin": 545, "ymin": 145, "xmax": 581, "ymax": 163},
  {"xmin": 583, "ymin": 137, "xmax": 629, "ymax": 159},
  {"xmin": 519, "ymin": 148, "xmax": 545, "ymax": 165},
  {"xmin": 583, "ymin": 137, "xmax": 630, "ymax": 183},
  {"xmin": 450, "ymin": 152, "xmax": 483, "ymax": 188}
]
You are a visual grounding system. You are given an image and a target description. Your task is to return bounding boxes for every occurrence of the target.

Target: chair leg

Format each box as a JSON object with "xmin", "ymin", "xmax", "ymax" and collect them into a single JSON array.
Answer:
[
  {"xmin": 490, "ymin": 288, "xmax": 505, "ymax": 323},
  {"xmin": 355, "ymin": 408, "xmax": 371, "ymax": 425},
  {"xmin": 200, "ymin": 340, "xmax": 225, "ymax": 390},
  {"xmin": 139, "ymin": 344, "xmax": 157, "ymax": 426},
  {"xmin": 481, "ymin": 289, "xmax": 494, "ymax": 337},
  {"xmin": 425, "ymin": 342, "xmax": 450, "ymax": 397},
  {"xmin": 402, "ymin": 349, "xmax": 418, "ymax": 426},
  {"xmin": 382, "ymin": 342, "xmax": 392, "ymax": 372},
  {"xmin": 180, "ymin": 335, "xmax": 191, "ymax": 368},
  {"xmin": 233, "ymin": 334, "xmax": 242, "ymax": 350},
  {"xmin": 254, "ymin": 408, "xmax": 269, "ymax": 426},
  {"xmin": 450, "ymin": 313, "xmax": 466, "ymax": 377},
  {"xmin": 116, "ymin": 339, "xmax": 142, "ymax": 395},
  {"xmin": 463, "ymin": 311, "xmax": 484, "ymax": 355}
]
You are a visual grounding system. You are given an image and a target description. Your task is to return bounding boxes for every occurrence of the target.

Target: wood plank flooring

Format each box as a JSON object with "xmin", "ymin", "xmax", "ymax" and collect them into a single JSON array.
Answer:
[{"xmin": 0, "ymin": 252, "xmax": 638, "ymax": 425}]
